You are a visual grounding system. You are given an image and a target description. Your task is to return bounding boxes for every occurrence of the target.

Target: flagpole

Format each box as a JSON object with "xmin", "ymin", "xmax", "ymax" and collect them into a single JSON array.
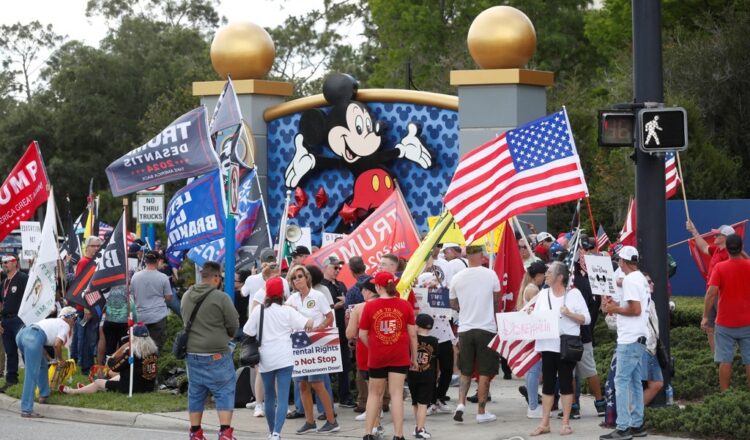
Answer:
[
  {"xmin": 53, "ymin": 192, "xmax": 68, "ymax": 296},
  {"xmin": 123, "ymin": 198, "xmax": 134, "ymax": 398},
  {"xmin": 675, "ymin": 152, "xmax": 690, "ymax": 222},
  {"xmin": 277, "ymin": 190, "xmax": 291, "ymax": 266},
  {"xmin": 511, "ymin": 217, "xmax": 532, "ymax": 260},
  {"xmin": 224, "ymin": 163, "xmax": 236, "ymax": 301},
  {"xmin": 667, "ymin": 219, "xmax": 749, "ymax": 248},
  {"xmin": 585, "ymin": 197, "xmax": 599, "ymax": 252}
]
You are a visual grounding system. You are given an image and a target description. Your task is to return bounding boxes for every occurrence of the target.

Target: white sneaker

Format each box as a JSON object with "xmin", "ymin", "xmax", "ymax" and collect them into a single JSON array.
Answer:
[
  {"xmin": 527, "ymin": 405, "xmax": 543, "ymax": 419},
  {"xmin": 436, "ymin": 400, "xmax": 453, "ymax": 413},
  {"xmin": 254, "ymin": 404, "xmax": 265, "ymax": 417},
  {"xmin": 270, "ymin": 434, "xmax": 281, "ymax": 440},
  {"xmin": 372, "ymin": 425, "xmax": 385, "ymax": 438},
  {"xmin": 426, "ymin": 405, "xmax": 437, "ymax": 416},
  {"xmin": 453, "ymin": 403, "xmax": 465, "ymax": 422},
  {"xmin": 355, "ymin": 411, "xmax": 367, "ymax": 421},
  {"xmin": 476, "ymin": 412, "xmax": 497, "ymax": 423}
]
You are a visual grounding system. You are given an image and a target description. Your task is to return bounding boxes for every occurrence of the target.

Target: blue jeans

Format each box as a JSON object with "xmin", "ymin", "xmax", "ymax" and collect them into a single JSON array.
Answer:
[
  {"xmin": 525, "ymin": 359, "xmax": 541, "ymax": 410},
  {"xmin": 261, "ymin": 366, "xmax": 293, "ymax": 434},
  {"xmin": 1, "ymin": 316, "xmax": 25, "ymax": 383},
  {"xmin": 16, "ymin": 326, "xmax": 50, "ymax": 413},
  {"xmin": 293, "ymin": 374, "xmax": 333, "ymax": 414},
  {"xmin": 186, "ymin": 352, "xmax": 236, "ymax": 412},
  {"xmin": 615, "ymin": 342, "xmax": 646, "ymax": 431},
  {"xmin": 73, "ymin": 313, "xmax": 100, "ymax": 373},
  {"xmin": 166, "ymin": 288, "xmax": 182, "ymax": 317}
]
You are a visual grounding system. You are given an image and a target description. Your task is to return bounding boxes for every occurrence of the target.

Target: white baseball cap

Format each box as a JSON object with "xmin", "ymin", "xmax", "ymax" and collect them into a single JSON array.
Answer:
[
  {"xmin": 617, "ymin": 246, "xmax": 639, "ymax": 263},
  {"xmin": 536, "ymin": 232, "xmax": 554, "ymax": 242},
  {"xmin": 442, "ymin": 242, "xmax": 462, "ymax": 250},
  {"xmin": 712, "ymin": 225, "xmax": 735, "ymax": 236}
]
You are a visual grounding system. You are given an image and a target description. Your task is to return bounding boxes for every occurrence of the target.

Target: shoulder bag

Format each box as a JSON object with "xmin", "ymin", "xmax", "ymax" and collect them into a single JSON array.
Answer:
[
  {"xmin": 240, "ymin": 305, "xmax": 264, "ymax": 367},
  {"xmin": 552, "ymin": 289, "xmax": 584, "ymax": 362},
  {"xmin": 172, "ymin": 291, "xmax": 212, "ymax": 359}
]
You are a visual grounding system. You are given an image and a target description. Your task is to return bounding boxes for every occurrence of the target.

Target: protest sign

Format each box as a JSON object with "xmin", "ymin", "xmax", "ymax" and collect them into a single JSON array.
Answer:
[
  {"xmin": 585, "ymin": 254, "xmax": 617, "ymax": 296},
  {"xmin": 322, "ymin": 232, "xmax": 345, "ymax": 247},
  {"xmin": 495, "ymin": 311, "xmax": 559, "ymax": 341},
  {"xmin": 20, "ymin": 221, "xmax": 41, "ymax": 260},
  {"xmin": 0, "ymin": 141, "xmax": 50, "ymax": 242},
  {"xmin": 106, "ymin": 106, "xmax": 219, "ymax": 196},
  {"xmin": 291, "ymin": 329, "xmax": 343, "ymax": 378}
]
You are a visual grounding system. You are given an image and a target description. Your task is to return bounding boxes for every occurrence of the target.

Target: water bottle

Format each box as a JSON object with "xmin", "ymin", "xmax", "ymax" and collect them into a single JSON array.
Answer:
[{"xmin": 665, "ymin": 384, "xmax": 674, "ymax": 406}]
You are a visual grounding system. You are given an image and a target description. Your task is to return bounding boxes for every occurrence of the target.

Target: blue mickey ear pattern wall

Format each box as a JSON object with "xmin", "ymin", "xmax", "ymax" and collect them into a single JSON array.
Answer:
[{"xmin": 265, "ymin": 74, "xmax": 460, "ymax": 248}]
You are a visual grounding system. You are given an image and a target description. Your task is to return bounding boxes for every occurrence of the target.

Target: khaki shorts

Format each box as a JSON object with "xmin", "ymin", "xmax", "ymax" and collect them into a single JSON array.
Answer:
[
  {"xmin": 458, "ymin": 329, "xmax": 499, "ymax": 377},
  {"xmin": 575, "ymin": 342, "xmax": 598, "ymax": 378}
]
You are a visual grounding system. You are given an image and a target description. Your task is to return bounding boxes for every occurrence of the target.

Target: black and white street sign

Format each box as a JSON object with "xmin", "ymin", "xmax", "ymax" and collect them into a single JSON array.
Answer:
[
  {"xmin": 137, "ymin": 194, "xmax": 165, "ymax": 224},
  {"xmin": 637, "ymin": 107, "xmax": 688, "ymax": 153}
]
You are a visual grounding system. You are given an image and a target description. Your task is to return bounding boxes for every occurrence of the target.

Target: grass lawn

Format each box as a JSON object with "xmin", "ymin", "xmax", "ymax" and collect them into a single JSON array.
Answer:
[{"xmin": 0, "ymin": 371, "xmax": 187, "ymax": 413}]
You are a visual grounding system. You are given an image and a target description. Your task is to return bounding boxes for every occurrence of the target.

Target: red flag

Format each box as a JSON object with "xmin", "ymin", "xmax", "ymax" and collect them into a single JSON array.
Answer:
[
  {"xmin": 687, "ymin": 221, "xmax": 746, "ymax": 280},
  {"xmin": 305, "ymin": 190, "xmax": 420, "ymax": 287},
  {"xmin": 618, "ymin": 198, "xmax": 637, "ymax": 247},
  {"xmin": 444, "ymin": 109, "xmax": 588, "ymax": 243},
  {"xmin": 489, "ymin": 334, "xmax": 541, "ymax": 378},
  {"xmin": 0, "ymin": 142, "xmax": 50, "ymax": 242},
  {"xmin": 493, "ymin": 222, "xmax": 525, "ymax": 313}
]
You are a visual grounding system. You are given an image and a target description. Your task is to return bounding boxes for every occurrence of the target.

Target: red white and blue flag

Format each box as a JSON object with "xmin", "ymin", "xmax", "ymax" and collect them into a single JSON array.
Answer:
[
  {"xmin": 291, "ymin": 328, "xmax": 343, "ymax": 377},
  {"xmin": 665, "ymin": 152, "xmax": 680, "ymax": 199},
  {"xmin": 291, "ymin": 329, "xmax": 340, "ymax": 349},
  {"xmin": 488, "ymin": 334, "xmax": 540, "ymax": 378},
  {"xmin": 445, "ymin": 109, "xmax": 589, "ymax": 243},
  {"xmin": 596, "ymin": 224, "xmax": 611, "ymax": 251}
]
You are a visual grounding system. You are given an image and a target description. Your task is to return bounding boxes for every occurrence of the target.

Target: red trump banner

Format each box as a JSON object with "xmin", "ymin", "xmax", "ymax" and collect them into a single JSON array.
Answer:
[
  {"xmin": 0, "ymin": 142, "xmax": 50, "ymax": 242},
  {"xmin": 306, "ymin": 190, "xmax": 420, "ymax": 287}
]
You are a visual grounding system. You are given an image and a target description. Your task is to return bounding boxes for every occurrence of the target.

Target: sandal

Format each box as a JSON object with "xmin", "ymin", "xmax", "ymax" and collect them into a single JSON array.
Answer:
[
  {"xmin": 560, "ymin": 424, "xmax": 573, "ymax": 436},
  {"xmin": 530, "ymin": 425, "xmax": 551, "ymax": 436}
]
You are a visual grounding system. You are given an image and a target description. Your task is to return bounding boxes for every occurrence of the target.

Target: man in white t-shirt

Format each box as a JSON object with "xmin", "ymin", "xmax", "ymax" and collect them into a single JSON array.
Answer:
[
  {"xmin": 443, "ymin": 243, "xmax": 468, "ymax": 279},
  {"xmin": 449, "ymin": 245, "xmax": 501, "ymax": 424},
  {"xmin": 601, "ymin": 246, "xmax": 650, "ymax": 440},
  {"xmin": 16, "ymin": 307, "xmax": 78, "ymax": 418}
]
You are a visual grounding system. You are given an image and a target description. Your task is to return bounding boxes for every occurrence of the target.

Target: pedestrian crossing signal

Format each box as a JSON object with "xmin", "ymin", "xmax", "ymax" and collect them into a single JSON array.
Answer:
[{"xmin": 636, "ymin": 107, "xmax": 688, "ymax": 153}]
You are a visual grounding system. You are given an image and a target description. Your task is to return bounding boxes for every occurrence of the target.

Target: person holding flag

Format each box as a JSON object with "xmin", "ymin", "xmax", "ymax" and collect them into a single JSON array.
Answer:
[{"xmin": 71, "ymin": 236, "xmax": 103, "ymax": 375}]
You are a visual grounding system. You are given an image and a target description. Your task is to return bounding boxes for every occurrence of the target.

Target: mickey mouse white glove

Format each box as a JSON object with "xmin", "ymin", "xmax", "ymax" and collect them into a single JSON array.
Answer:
[
  {"xmin": 284, "ymin": 133, "xmax": 316, "ymax": 188},
  {"xmin": 396, "ymin": 123, "xmax": 432, "ymax": 169}
]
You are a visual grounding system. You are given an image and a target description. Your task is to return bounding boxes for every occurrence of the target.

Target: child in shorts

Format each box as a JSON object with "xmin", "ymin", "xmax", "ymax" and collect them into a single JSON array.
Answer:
[{"xmin": 409, "ymin": 314, "xmax": 439, "ymax": 439}]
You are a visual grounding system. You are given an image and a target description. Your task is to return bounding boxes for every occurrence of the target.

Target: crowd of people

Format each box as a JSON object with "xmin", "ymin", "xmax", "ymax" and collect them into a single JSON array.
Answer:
[{"xmin": 1, "ymin": 218, "xmax": 749, "ymax": 440}]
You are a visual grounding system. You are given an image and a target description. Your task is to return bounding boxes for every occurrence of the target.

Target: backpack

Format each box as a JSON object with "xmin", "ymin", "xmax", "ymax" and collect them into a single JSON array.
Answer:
[{"xmin": 234, "ymin": 366, "xmax": 254, "ymax": 408}]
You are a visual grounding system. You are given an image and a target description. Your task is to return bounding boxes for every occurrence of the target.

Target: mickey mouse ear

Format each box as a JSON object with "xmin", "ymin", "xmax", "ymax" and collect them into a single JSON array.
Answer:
[{"xmin": 323, "ymin": 73, "xmax": 358, "ymax": 104}]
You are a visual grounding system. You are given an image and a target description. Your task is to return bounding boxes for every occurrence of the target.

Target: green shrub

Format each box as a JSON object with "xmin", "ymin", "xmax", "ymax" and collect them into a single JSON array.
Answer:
[
  {"xmin": 159, "ymin": 313, "xmax": 185, "ymax": 380},
  {"xmin": 671, "ymin": 296, "xmax": 705, "ymax": 328},
  {"xmin": 647, "ymin": 389, "xmax": 750, "ymax": 439}
]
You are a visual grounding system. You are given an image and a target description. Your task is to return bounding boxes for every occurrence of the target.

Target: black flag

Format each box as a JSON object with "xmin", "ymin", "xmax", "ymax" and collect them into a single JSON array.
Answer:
[
  {"xmin": 90, "ymin": 213, "xmax": 127, "ymax": 291},
  {"xmin": 65, "ymin": 232, "xmax": 113, "ymax": 317}
]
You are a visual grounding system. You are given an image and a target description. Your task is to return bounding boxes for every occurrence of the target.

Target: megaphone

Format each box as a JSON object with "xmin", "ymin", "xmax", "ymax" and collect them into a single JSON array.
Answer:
[{"xmin": 286, "ymin": 224, "xmax": 303, "ymax": 243}]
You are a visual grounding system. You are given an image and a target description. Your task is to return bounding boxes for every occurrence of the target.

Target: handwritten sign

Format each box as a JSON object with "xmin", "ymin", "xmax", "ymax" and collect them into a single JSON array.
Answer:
[
  {"xmin": 585, "ymin": 255, "xmax": 616, "ymax": 296},
  {"xmin": 291, "ymin": 328, "xmax": 343, "ymax": 378},
  {"xmin": 20, "ymin": 221, "xmax": 41, "ymax": 260},
  {"xmin": 495, "ymin": 311, "xmax": 559, "ymax": 341}
]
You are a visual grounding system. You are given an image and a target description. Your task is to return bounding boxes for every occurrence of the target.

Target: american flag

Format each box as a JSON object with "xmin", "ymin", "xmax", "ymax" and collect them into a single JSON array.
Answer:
[
  {"xmin": 618, "ymin": 198, "xmax": 636, "ymax": 247},
  {"xmin": 488, "ymin": 334, "xmax": 540, "ymax": 378},
  {"xmin": 444, "ymin": 109, "xmax": 589, "ymax": 243},
  {"xmin": 98, "ymin": 221, "xmax": 136, "ymax": 246},
  {"xmin": 291, "ymin": 328, "xmax": 340, "ymax": 349},
  {"xmin": 665, "ymin": 152, "xmax": 680, "ymax": 199},
  {"xmin": 596, "ymin": 224, "xmax": 611, "ymax": 250}
]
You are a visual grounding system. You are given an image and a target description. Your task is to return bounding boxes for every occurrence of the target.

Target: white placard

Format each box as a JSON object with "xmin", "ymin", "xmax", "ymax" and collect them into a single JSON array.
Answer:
[
  {"xmin": 292, "ymin": 328, "xmax": 343, "ymax": 377},
  {"xmin": 495, "ymin": 311, "xmax": 559, "ymax": 341},
  {"xmin": 297, "ymin": 226, "xmax": 312, "ymax": 252},
  {"xmin": 321, "ymin": 232, "xmax": 346, "ymax": 247},
  {"xmin": 20, "ymin": 221, "xmax": 41, "ymax": 260},
  {"xmin": 585, "ymin": 255, "xmax": 617, "ymax": 296},
  {"xmin": 137, "ymin": 194, "xmax": 165, "ymax": 224}
]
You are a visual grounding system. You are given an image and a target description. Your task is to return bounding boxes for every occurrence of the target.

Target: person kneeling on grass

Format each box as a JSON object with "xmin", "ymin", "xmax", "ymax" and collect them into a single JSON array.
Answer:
[
  {"xmin": 60, "ymin": 323, "xmax": 158, "ymax": 395},
  {"xmin": 16, "ymin": 306, "xmax": 78, "ymax": 418}
]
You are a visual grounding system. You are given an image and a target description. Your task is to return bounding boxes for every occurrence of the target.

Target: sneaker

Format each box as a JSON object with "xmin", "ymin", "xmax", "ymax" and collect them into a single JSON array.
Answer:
[
  {"xmin": 414, "ymin": 427, "xmax": 432, "ymax": 439},
  {"xmin": 317, "ymin": 421, "xmax": 340, "ymax": 433},
  {"xmin": 518, "ymin": 385, "xmax": 542, "ymax": 405},
  {"xmin": 630, "ymin": 425, "xmax": 648, "ymax": 437},
  {"xmin": 270, "ymin": 434, "xmax": 281, "ymax": 440},
  {"xmin": 527, "ymin": 405, "xmax": 543, "ymax": 419},
  {"xmin": 467, "ymin": 392, "xmax": 491, "ymax": 403},
  {"xmin": 426, "ymin": 405, "xmax": 437, "ymax": 416},
  {"xmin": 340, "ymin": 399, "xmax": 357, "ymax": 408},
  {"xmin": 600, "ymin": 429, "xmax": 634, "ymax": 440},
  {"xmin": 453, "ymin": 403, "xmax": 464, "ymax": 422},
  {"xmin": 218, "ymin": 427, "xmax": 237, "ymax": 440},
  {"xmin": 449, "ymin": 374, "xmax": 459, "ymax": 387},
  {"xmin": 372, "ymin": 425, "xmax": 385, "ymax": 438},
  {"xmin": 189, "ymin": 428, "xmax": 207, "ymax": 440},
  {"xmin": 286, "ymin": 410, "xmax": 304, "ymax": 419},
  {"xmin": 296, "ymin": 422, "xmax": 317, "ymax": 434},
  {"xmin": 382, "ymin": 404, "xmax": 390, "ymax": 413},
  {"xmin": 355, "ymin": 412, "xmax": 368, "ymax": 421},
  {"xmin": 436, "ymin": 400, "xmax": 452, "ymax": 413},
  {"xmin": 318, "ymin": 412, "xmax": 337, "ymax": 420},
  {"xmin": 254, "ymin": 404, "xmax": 265, "ymax": 417},
  {"xmin": 595, "ymin": 399, "xmax": 607, "ymax": 417},
  {"xmin": 557, "ymin": 405, "xmax": 580, "ymax": 419},
  {"xmin": 476, "ymin": 412, "xmax": 497, "ymax": 424},
  {"xmin": 363, "ymin": 436, "xmax": 375, "ymax": 440}
]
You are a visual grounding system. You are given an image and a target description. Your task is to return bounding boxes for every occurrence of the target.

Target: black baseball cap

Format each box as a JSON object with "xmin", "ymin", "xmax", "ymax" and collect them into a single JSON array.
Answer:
[
  {"xmin": 291, "ymin": 246, "xmax": 311, "ymax": 257},
  {"xmin": 416, "ymin": 313, "xmax": 434, "ymax": 330}
]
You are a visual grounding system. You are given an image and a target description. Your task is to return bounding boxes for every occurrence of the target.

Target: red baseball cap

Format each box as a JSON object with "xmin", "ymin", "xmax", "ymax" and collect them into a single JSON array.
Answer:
[
  {"xmin": 265, "ymin": 277, "xmax": 284, "ymax": 298},
  {"xmin": 372, "ymin": 271, "xmax": 395, "ymax": 287}
]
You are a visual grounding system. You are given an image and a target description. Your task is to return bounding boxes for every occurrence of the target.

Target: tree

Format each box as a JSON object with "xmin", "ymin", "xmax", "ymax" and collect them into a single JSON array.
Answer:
[
  {"xmin": 86, "ymin": 0, "xmax": 221, "ymax": 30},
  {"xmin": 0, "ymin": 21, "xmax": 64, "ymax": 101}
]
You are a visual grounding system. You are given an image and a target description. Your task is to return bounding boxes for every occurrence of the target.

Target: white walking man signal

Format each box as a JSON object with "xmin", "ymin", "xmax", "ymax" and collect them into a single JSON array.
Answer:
[{"xmin": 644, "ymin": 115, "xmax": 662, "ymax": 145}]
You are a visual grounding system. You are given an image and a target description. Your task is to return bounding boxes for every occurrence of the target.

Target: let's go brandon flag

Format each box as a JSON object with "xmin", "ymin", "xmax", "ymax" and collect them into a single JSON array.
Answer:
[
  {"xmin": 0, "ymin": 142, "xmax": 50, "ymax": 242},
  {"xmin": 445, "ymin": 109, "xmax": 588, "ymax": 243}
]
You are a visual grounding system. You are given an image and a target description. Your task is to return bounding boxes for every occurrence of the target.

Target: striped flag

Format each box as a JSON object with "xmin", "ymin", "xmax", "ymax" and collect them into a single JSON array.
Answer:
[
  {"xmin": 445, "ymin": 109, "xmax": 589, "ymax": 243},
  {"xmin": 665, "ymin": 152, "xmax": 680, "ymax": 199},
  {"xmin": 488, "ymin": 334, "xmax": 540, "ymax": 378},
  {"xmin": 618, "ymin": 198, "xmax": 636, "ymax": 247},
  {"xmin": 596, "ymin": 224, "xmax": 610, "ymax": 250}
]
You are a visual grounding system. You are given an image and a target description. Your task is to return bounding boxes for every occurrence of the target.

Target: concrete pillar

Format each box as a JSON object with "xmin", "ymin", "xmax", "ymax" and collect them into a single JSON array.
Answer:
[{"xmin": 450, "ymin": 68, "xmax": 555, "ymax": 232}]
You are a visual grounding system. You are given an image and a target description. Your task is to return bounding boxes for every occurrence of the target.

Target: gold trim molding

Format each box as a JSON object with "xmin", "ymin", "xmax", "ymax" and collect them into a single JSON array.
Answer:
[
  {"xmin": 192, "ymin": 79, "xmax": 294, "ymax": 97},
  {"xmin": 263, "ymin": 89, "xmax": 458, "ymax": 122},
  {"xmin": 450, "ymin": 69, "xmax": 554, "ymax": 87}
]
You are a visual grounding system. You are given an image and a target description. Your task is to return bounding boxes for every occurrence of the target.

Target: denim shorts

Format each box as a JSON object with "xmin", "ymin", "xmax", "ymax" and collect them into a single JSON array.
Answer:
[
  {"xmin": 186, "ymin": 351, "xmax": 236, "ymax": 412},
  {"xmin": 714, "ymin": 324, "xmax": 750, "ymax": 364},
  {"xmin": 293, "ymin": 373, "xmax": 328, "ymax": 383},
  {"xmin": 640, "ymin": 350, "xmax": 663, "ymax": 382}
]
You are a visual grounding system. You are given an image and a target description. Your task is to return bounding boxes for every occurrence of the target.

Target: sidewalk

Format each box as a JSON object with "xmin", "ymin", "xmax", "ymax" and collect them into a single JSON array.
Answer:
[{"xmin": 1, "ymin": 377, "xmax": 690, "ymax": 439}]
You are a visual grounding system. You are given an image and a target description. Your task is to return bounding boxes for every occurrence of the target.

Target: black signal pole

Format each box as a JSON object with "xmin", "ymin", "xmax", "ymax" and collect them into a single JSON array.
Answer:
[{"xmin": 633, "ymin": 0, "xmax": 670, "ymax": 405}]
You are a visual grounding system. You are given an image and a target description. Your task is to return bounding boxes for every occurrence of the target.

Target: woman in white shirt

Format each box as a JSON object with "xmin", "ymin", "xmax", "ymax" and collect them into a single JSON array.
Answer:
[
  {"xmin": 244, "ymin": 277, "xmax": 313, "ymax": 440},
  {"xmin": 530, "ymin": 261, "xmax": 591, "ymax": 437}
]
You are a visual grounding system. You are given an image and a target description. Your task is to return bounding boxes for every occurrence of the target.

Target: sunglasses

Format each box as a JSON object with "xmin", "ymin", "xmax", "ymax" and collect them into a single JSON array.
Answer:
[{"xmin": 292, "ymin": 274, "xmax": 306, "ymax": 280}]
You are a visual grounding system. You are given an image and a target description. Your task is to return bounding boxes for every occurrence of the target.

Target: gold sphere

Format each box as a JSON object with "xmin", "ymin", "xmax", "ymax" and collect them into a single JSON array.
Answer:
[
  {"xmin": 210, "ymin": 22, "xmax": 275, "ymax": 80},
  {"xmin": 467, "ymin": 6, "xmax": 536, "ymax": 69}
]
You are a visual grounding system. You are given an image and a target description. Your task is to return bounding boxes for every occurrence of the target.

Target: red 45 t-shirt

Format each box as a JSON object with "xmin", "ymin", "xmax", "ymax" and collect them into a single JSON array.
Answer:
[{"xmin": 359, "ymin": 296, "xmax": 415, "ymax": 369}]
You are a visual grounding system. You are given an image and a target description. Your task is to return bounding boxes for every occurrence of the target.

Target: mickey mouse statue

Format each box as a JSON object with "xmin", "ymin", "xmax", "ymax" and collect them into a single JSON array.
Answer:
[{"xmin": 284, "ymin": 73, "xmax": 432, "ymax": 225}]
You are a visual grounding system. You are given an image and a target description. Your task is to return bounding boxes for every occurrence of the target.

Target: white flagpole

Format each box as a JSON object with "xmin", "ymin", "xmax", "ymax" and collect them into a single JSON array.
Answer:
[
  {"xmin": 277, "ymin": 190, "xmax": 292, "ymax": 266},
  {"xmin": 675, "ymin": 152, "xmax": 690, "ymax": 222},
  {"xmin": 121, "ymin": 201, "xmax": 134, "ymax": 398}
]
